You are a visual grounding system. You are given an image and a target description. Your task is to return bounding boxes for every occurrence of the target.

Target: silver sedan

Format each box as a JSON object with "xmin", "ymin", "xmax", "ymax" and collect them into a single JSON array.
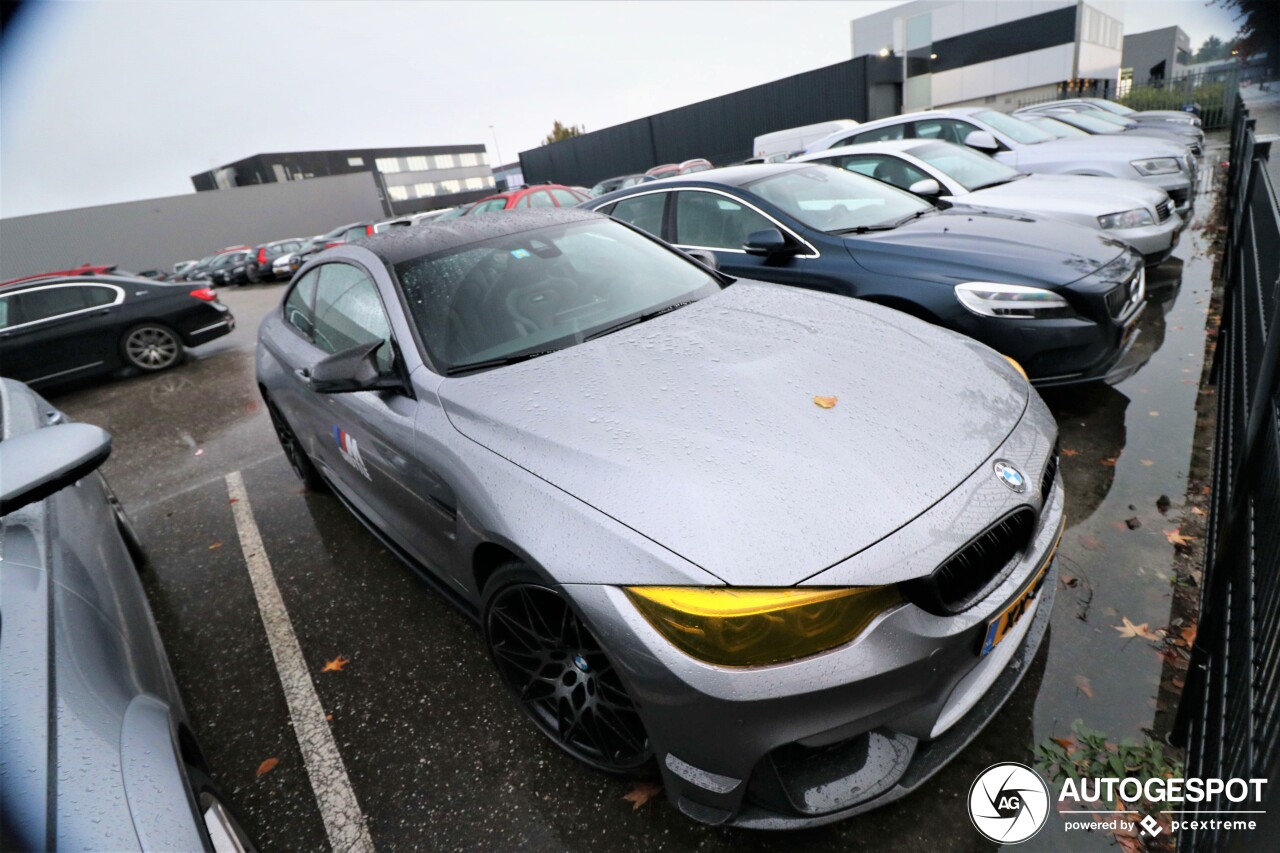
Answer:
[{"xmin": 255, "ymin": 209, "xmax": 1063, "ymax": 827}]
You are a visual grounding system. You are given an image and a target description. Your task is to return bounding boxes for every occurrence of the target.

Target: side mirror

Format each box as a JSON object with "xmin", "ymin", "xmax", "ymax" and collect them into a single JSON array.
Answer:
[
  {"xmin": 743, "ymin": 228, "xmax": 791, "ymax": 257},
  {"xmin": 964, "ymin": 130, "xmax": 1000, "ymax": 152},
  {"xmin": 683, "ymin": 248, "xmax": 719, "ymax": 271},
  {"xmin": 1, "ymin": 423, "xmax": 112, "ymax": 515},
  {"xmin": 908, "ymin": 178, "xmax": 942, "ymax": 198},
  {"xmin": 309, "ymin": 340, "xmax": 402, "ymax": 394}
]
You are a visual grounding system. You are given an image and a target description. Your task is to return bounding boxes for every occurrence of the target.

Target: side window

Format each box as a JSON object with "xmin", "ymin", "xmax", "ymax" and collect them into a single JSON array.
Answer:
[
  {"xmin": 839, "ymin": 155, "xmax": 931, "ymax": 191},
  {"xmin": 674, "ymin": 191, "xmax": 774, "ymax": 250},
  {"xmin": 550, "ymin": 188, "xmax": 582, "ymax": 207},
  {"xmin": 517, "ymin": 194, "xmax": 533, "ymax": 208},
  {"xmin": 83, "ymin": 286, "xmax": 117, "ymax": 308},
  {"xmin": 12, "ymin": 286, "xmax": 89, "ymax": 325},
  {"xmin": 312, "ymin": 264, "xmax": 394, "ymax": 371},
  {"xmin": 0, "ymin": 296, "xmax": 10, "ymax": 329},
  {"xmin": 284, "ymin": 269, "xmax": 320, "ymax": 338},
  {"xmin": 527, "ymin": 191, "xmax": 555, "ymax": 209},
  {"xmin": 609, "ymin": 193, "xmax": 666, "ymax": 237},
  {"xmin": 847, "ymin": 124, "xmax": 906, "ymax": 144},
  {"xmin": 911, "ymin": 119, "xmax": 979, "ymax": 145},
  {"xmin": 343, "ymin": 225, "xmax": 369, "ymax": 242},
  {"xmin": 471, "ymin": 198, "xmax": 508, "ymax": 214}
]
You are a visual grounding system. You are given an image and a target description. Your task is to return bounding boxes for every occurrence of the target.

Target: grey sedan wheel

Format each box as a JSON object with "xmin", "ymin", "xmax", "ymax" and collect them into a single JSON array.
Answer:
[
  {"xmin": 266, "ymin": 401, "xmax": 326, "ymax": 491},
  {"xmin": 122, "ymin": 323, "xmax": 182, "ymax": 372},
  {"xmin": 483, "ymin": 564, "xmax": 653, "ymax": 775}
]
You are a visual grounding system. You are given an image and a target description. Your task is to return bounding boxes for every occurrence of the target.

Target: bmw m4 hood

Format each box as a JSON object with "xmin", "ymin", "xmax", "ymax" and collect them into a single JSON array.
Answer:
[
  {"xmin": 440, "ymin": 282, "xmax": 1028, "ymax": 586},
  {"xmin": 848, "ymin": 208, "xmax": 1128, "ymax": 286}
]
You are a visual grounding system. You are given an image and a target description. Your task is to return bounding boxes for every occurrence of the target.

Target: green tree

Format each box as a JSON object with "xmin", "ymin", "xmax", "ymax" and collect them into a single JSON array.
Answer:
[
  {"xmin": 1217, "ymin": 0, "xmax": 1280, "ymax": 63},
  {"xmin": 541, "ymin": 120, "xmax": 585, "ymax": 146},
  {"xmin": 1195, "ymin": 35, "xmax": 1228, "ymax": 63}
]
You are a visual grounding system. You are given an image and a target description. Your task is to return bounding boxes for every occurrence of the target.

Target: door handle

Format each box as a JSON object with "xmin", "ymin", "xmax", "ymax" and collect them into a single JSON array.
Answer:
[
  {"xmin": 294, "ymin": 367, "xmax": 311, "ymax": 384},
  {"xmin": 93, "ymin": 309, "xmax": 111, "ymax": 316}
]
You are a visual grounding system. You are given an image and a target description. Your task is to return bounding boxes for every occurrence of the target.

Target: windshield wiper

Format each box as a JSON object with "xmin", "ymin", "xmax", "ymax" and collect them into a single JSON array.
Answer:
[
  {"xmin": 833, "ymin": 209, "xmax": 931, "ymax": 235},
  {"xmin": 445, "ymin": 349, "xmax": 560, "ymax": 376},
  {"xmin": 583, "ymin": 300, "xmax": 697, "ymax": 342}
]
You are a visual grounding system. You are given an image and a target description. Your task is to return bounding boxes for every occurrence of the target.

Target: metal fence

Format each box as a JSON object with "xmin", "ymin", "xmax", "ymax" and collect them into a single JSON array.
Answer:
[
  {"xmin": 1013, "ymin": 65, "xmax": 1240, "ymax": 129},
  {"xmin": 1173, "ymin": 95, "xmax": 1280, "ymax": 852}
]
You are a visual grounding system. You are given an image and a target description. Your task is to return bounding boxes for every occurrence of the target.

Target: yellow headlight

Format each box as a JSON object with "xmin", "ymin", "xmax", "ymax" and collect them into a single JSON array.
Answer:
[
  {"xmin": 1003, "ymin": 355, "xmax": 1028, "ymax": 381},
  {"xmin": 623, "ymin": 586, "xmax": 902, "ymax": 667}
]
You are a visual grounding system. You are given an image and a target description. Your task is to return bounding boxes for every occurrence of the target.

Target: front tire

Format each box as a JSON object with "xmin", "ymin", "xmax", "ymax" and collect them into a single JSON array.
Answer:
[
  {"xmin": 121, "ymin": 323, "xmax": 183, "ymax": 372},
  {"xmin": 266, "ymin": 401, "xmax": 326, "ymax": 491},
  {"xmin": 482, "ymin": 563, "xmax": 653, "ymax": 775},
  {"xmin": 246, "ymin": 266, "xmax": 261, "ymax": 284}
]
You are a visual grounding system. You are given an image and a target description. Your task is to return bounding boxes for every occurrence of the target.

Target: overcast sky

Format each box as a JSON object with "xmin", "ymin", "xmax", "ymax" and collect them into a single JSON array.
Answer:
[{"xmin": 0, "ymin": 0, "xmax": 1243, "ymax": 218}]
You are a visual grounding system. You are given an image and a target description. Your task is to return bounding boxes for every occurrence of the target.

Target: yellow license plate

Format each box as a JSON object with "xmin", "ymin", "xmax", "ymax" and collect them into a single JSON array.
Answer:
[{"xmin": 981, "ymin": 561, "xmax": 1050, "ymax": 657}]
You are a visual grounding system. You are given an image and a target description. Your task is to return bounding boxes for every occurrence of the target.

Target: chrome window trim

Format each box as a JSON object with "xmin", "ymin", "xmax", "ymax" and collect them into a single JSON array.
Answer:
[
  {"xmin": 0, "ymin": 282, "xmax": 126, "ymax": 333},
  {"xmin": 593, "ymin": 186, "xmax": 820, "ymax": 259}
]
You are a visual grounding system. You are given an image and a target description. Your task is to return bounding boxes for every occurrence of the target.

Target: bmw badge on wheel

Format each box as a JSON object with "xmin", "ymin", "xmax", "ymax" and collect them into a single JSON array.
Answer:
[{"xmin": 968, "ymin": 762, "xmax": 1050, "ymax": 843}]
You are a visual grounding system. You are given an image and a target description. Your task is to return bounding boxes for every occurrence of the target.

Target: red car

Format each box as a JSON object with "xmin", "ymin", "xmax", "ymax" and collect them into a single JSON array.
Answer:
[{"xmin": 464, "ymin": 184, "xmax": 590, "ymax": 215}]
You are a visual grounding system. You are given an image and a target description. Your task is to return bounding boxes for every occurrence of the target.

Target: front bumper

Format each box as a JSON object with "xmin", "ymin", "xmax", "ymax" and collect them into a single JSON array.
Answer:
[
  {"xmin": 1148, "ymin": 173, "xmax": 1194, "ymax": 216},
  {"xmin": 1113, "ymin": 210, "xmax": 1183, "ymax": 265},
  {"xmin": 566, "ymin": 405, "xmax": 1062, "ymax": 827}
]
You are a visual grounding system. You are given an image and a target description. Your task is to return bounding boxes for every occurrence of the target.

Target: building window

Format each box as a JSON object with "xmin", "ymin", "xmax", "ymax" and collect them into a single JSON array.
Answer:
[
  {"xmin": 414, "ymin": 182, "xmax": 435, "ymax": 197},
  {"xmin": 439, "ymin": 179, "xmax": 462, "ymax": 194},
  {"xmin": 484, "ymin": 175, "xmax": 496, "ymax": 188},
  {"xmin": 347, "ymin": 157, "xmax": 365, "ymax": 167},
  {"xmin": 464, "ymin": 177, "xmax": 484, "ymax": 190},
  {"xmin": 459, "ymin": 152, "xmax": 479, "ymax": 167},
  {"xmin": 406, "ymin": 155, "xmax": 429, "ymax": 171},
  {"xmin": 434, "ymin": 154, "xmax": 455, "ymax": 170},
  {"xmin": 375, "ymin": 157, "xmax": 401, "ymax": 173},
  {"xmin": 387, "ymin": 185, "xmax": 409, "ymax": 201}
]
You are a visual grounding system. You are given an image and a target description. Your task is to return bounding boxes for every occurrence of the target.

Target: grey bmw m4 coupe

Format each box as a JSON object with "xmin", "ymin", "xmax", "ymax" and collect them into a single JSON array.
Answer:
[{"xmin": 256, "ymin": 209, "xmax": 1063, "ymax": 828}]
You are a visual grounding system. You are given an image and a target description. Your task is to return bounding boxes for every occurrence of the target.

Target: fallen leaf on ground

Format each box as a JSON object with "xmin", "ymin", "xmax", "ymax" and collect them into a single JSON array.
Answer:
[
  {"xmin": 1061, "ymin": 448, "xmax": 1080, "ymax": 457},
  {"xmin": 1079, "ymin": 534, "xmax": 1104, "ymax": 551},
  {"xmin": 1074, "ymin": 675, "xmax": 1095, "ymax": 698},
  {"xmin": 622, "ymin": 781, "xmax": 663, "ymax": 811},
  {"xmin": 256, "ymin": 757, "xmax": 278, "ymax": 776},
  {"xmin": 812, "ymin": 395, "xmax": 838, "ymax": 409},
  {"xmin": 322, "ymin": 656, "xmax": 350, "ymax": 672},
  {"xmin": 228, "ymin": 498, "xmax": 239, "ymax": 504},
  {"xmin": 208, "ymin": 542, "xmax": 223, "ymax": 550},
  {"xmin": 1124, "ymin": 517, "xmax": 1141, "ymax": 530},
  {"xmin": 1181, "ymin": 625, "xmax": 1198, "ymax": 645},
  {"xmin": 1060, "ymin": 574, "xmax": 1078, "ymax": 588},
  {"xmin": 1100, "ymin": 457, "xmax": 1117, "ymax": 467},
  {"xmin": 1149, "ymin": 411, "xmax": 1160, "ymax": 417},
  {"xmin": 1115, "ymin": 616, "xmax": 1160, "ymax": 641},
  {"xmin": 1051, "ymin": 736, "xmax": 1076, "ymax": 750},
  {"xmin": 1165, "ymin": 529, "xmax": 1197, "ymax": 548},
  {"xmin": 1141, "ymin": 459, "xmax": 1154, "ymax": 466}
]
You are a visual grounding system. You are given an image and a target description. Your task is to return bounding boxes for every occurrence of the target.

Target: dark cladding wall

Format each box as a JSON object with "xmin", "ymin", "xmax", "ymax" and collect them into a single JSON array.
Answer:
[
  {"xmin": 0, "ymin": 173, "xmax": 385, "ymax": 281},
  {"xmin": 520, "ymin": 56, "xmax": 894, "ymax": 187}
]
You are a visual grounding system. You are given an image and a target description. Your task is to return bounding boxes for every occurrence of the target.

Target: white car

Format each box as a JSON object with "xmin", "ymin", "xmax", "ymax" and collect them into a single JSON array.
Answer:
[
  {"xmin": 802, "ymin": 108, "xmax": 1196, "ymax": 216},
  {"xmin": 793, "ymin": 139, "xmax": 1183, "ymax": 266}
]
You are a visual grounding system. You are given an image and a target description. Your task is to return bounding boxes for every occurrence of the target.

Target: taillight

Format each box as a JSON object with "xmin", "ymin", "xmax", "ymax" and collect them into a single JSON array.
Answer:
[
  {"xmin": 257, "ymin": 248, "xmax": 267, "ymax": 264},
  {"xmin": 365, "ymin": 224, "xmax": 374, "ymax": 235},
  {"xmin": 189, "ymin": 287, "xmax": 218, "ymax": 301},
  {"xmin": 325, "ymin": 241, "xmax": 343, "ymax": 248}
]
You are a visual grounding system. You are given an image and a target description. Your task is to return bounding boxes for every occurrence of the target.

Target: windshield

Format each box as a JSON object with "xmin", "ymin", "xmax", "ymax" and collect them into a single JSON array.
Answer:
[
  {"xmin": 910, "ymin": 141, "xmax": 1021, "ymax": 191},
  {"xmin": 1023, "ymin": 115, "xmax": 1089, "ymax": 138},
  {"xmin": 1055, "ymin": 111, "xmax": 1123, "ymax": 134},
  {"xmin": 394, "ymin": 219, "xmax": 720, "ymax": 373},
  {"xmin": 747, "ymin": 165, "xmax": 931, "ymax": 232},
  {"xmin": 973, "ymin": 110, "xmax": 1055, "ymax": 145},
  {"xmin": 1090, "ymin": 99, "xmax": 1135, "ymax": 116}
]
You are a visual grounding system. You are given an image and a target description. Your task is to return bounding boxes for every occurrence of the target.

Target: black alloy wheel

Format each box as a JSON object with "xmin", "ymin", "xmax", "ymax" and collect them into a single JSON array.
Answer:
[
  {"xmin": 121, "ymin": 323, "xmax": 182, "ymax": 372},
  {"xmin": 246, "ymin": 265, "xmax": 261, "ymax": 284},
  {"xmin": 484, "ymin": 565, "xmax": 652, "ymax": 775},
  {"xmin": 266, "ymin": 401, "xmax": 326, "ymax": 491}
]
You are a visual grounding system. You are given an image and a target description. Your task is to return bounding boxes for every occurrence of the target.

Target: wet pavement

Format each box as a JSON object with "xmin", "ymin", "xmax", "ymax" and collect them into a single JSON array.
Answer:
[{"xmin": 48, "ymin": 170, "xmax": 1223, "ymax": 851}]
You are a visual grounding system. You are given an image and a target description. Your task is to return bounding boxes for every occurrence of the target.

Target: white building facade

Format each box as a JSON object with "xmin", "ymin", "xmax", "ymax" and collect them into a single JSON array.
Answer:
[{"xmin": 851, "ymin": 1, "xmax": 1124, "ymax": 112}]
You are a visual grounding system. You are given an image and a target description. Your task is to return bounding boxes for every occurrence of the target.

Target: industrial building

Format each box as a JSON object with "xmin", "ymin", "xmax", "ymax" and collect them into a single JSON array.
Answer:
[
  {"xmin": 850, "ymin": 0, "xmax": 1125, "ymax": 111},
  {"xmin": 191, "ymin": 145, "xmax": 497, "ymax": 216},
  {"xmin": 1122, "ymin": 26, "xmax": 1193, "ymax": 86}
]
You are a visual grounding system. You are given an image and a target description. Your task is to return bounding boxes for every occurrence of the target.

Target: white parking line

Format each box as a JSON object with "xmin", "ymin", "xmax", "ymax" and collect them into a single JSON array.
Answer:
[{"xmin": 225, "ymin": 471, "xmax": 375, "ymax": 853}]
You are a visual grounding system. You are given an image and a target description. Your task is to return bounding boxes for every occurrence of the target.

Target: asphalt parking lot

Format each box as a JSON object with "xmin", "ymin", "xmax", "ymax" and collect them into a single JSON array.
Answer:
[{"xmin": 47, "ymin": 157, "xmax": 1223, "ymax": 851}]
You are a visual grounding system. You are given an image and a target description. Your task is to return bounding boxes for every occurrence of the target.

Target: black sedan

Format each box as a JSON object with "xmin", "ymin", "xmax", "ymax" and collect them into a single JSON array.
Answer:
[
  {"xmin": 0, "ymin": 274, "xmax": 235, "ymax": 388},
  {"xmin": 584, "ymin": 164, "xmax": 1147, "ymax": 386},
  {"xmin": 207, "ymin": 250, "xmax": 253, "ymax": 287}
]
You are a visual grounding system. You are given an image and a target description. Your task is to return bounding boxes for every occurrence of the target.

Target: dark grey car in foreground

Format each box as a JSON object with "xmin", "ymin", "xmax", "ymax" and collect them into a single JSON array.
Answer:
[
  {"xmin": 0, "ymin": 379, "xmax": 252, "ymax": 851},
  {"xmin": 257, "ymin": 209, "xmax": 1062, "ymax": 827}
]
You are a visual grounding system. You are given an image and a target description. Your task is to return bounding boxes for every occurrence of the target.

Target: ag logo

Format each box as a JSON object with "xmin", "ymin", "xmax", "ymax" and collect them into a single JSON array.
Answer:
[{"xmin": 968, "ymin": 762, "xmax": 1050, "ymax": 844}]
